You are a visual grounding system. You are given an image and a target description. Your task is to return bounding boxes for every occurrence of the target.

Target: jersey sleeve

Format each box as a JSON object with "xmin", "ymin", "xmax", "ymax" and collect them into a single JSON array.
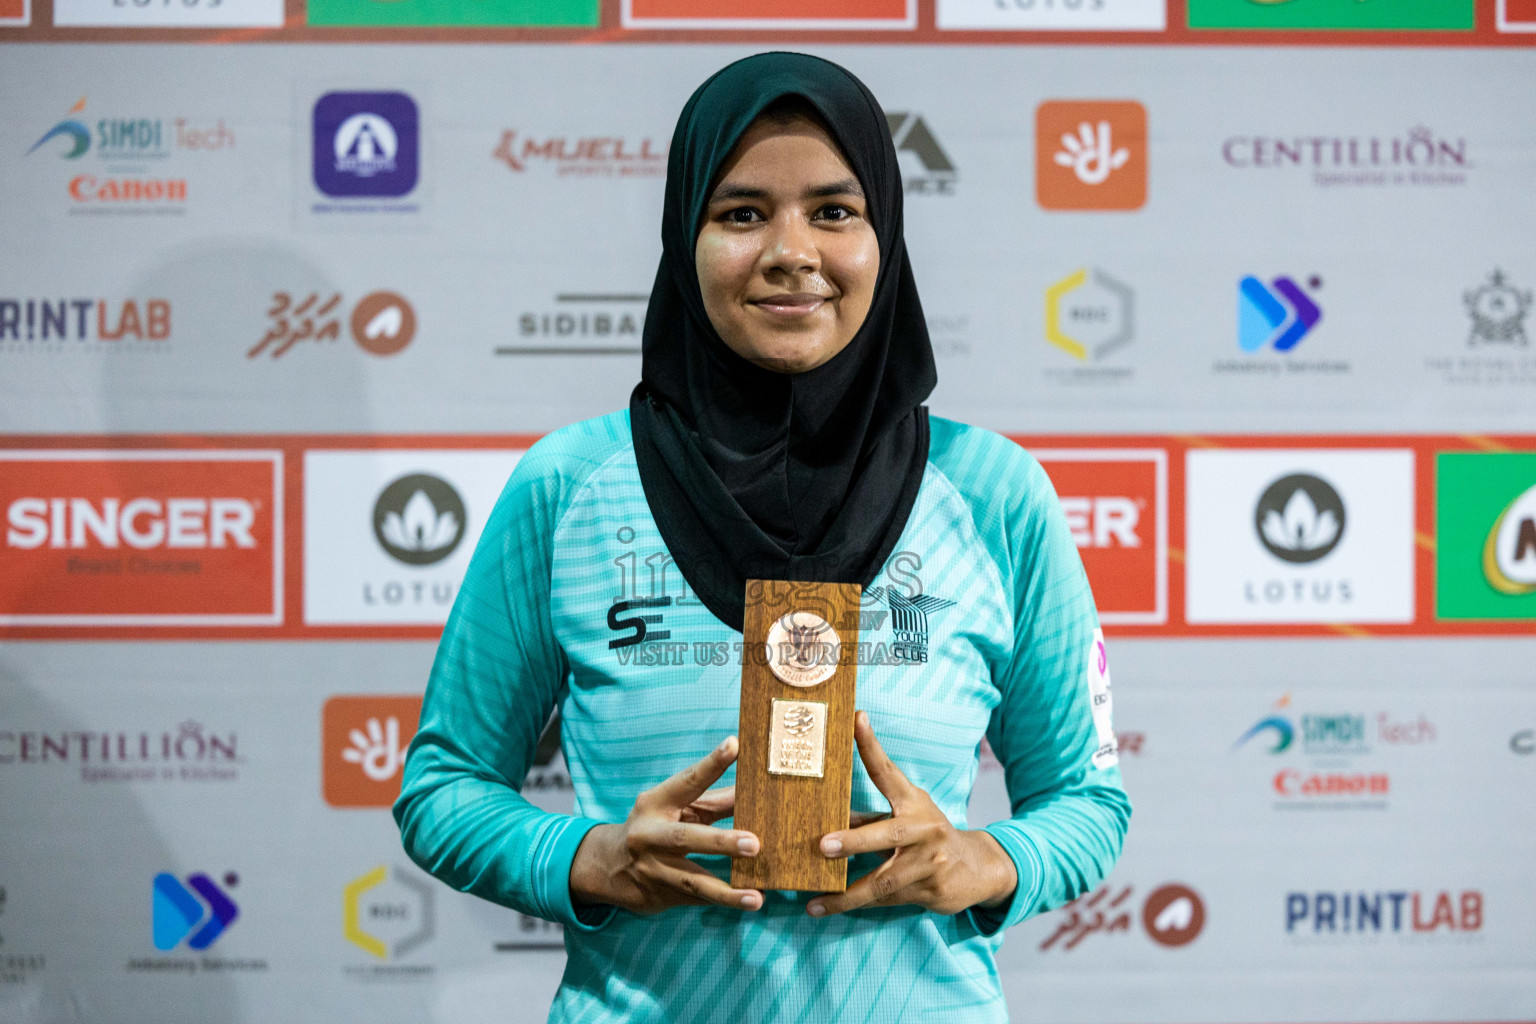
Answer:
[
  {"xmin": 965, "ymin": 447, "xmax": 1132, "ymax": 936},
  {"xmin": 393, "ymin": 441, "xmax": 611, "ymax": 931}
]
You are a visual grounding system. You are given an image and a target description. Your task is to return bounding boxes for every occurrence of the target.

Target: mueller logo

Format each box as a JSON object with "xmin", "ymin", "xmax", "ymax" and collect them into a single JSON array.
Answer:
[
  {"xmin": 372, "ymin": 474, "xmax": 465, "ymax": 567},
  {"xmin": 1239, "ymin": 275, "xmax": 1322, "ymax": 353},
  {"xmin": 0, "ymin": 451, "xmax": 281, "ymax": 627},
  {"xmin": 1285, "ymin": 890, "xmax": 1482, "ymax": 938},
  {"xmin": 313, "ymin": 92, "xmax": 419, "ymax": 199},
  {"xmin": 249, "ymin": 291, "xmax": 415, "ymax": 359},
  {"xmin": 323, "ymin": 695, "xmax": 422, "ymax": 808},
  {"xmin": 1222, "ymin": 126, "xmax": 1470, "ymax": 188},
  {"xmin": 0, "ymin": 298, "xmax": 170, "ymax": 345},
  {"xmin": 1035, "ymin": 450, "xmax": 1167, "ymax": 625},
  {"xmin": 1039, "ymin": 881, "xmax": 1205, "ymax": 951},
  {"xmin": 153, "ymin": 872, "xmax": 239, "ymax": 950},
  {"xmin": 886, "ymin": 113, "xmax": 956, "ymax": 196},
  {"xmin": 493, "ymin": 130, "xmax": 664, "ymax": 177}
]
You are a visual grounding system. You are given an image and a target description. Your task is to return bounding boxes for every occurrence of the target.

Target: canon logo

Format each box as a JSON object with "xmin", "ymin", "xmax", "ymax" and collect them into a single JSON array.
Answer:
[
  {"xmin": 1061, "ymin": 496, "xmax": 1141, "ymax": 549},
  {"xmin": 6, "ymin": 498, "xmax": 256, "ymax": 550}
]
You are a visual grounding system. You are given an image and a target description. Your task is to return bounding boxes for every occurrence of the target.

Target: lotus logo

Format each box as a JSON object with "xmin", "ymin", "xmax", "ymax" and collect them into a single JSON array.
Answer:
[
  {"xmin": 1255, "ymin": 473, "xmax": 1345, "ymax": 564},
  {"xmin": 372, "ymin": 473, "xmax": 466, "ymax": 566}
]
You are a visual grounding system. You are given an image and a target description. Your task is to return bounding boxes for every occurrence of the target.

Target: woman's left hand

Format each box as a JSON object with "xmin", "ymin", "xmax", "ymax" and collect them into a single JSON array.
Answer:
[{"xmin": 807, "ymin": 711, "xmax": 1018, "ymax": 919}]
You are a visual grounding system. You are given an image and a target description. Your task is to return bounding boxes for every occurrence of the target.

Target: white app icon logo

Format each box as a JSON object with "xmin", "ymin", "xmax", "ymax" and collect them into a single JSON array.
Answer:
[
  {"xmin": 334, "ymin": 113, "xmax": 398, "ymax": 178},
  {"xmin": 1054, "ymin": 121, "xmax": 1130, "ymax": 186},
  {"xmin": 342, "ymin": 716, "xmax": 405, "ymax": 782}
]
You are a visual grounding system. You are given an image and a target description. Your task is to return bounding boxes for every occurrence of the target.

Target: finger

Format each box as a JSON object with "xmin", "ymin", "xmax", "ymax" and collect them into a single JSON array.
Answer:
[
  {"xmin": 820, "ymin": 815, "xmax": 938, "ymax": 859},
  {"xmin": 848, "ymin": 811, "xmax": 890, "ymax": 829},
  {"xmin": 644, "ymin": 737, "xmax": 739, "ymax": 810},
  {"xmin": 682, "ymin": 785, "xmax": 736, "ymax": 825},
  {"xmin": 648, "ymin": 859, "xmax": 763, "ymax": 911},
  {"xmin": 808, "ymin": 856, "xmax": 925, "ymax": 917},
  {"xmin": 853, "ymin": 712, "xmax": 916, "ymax": 808},
  {"xmin": 633, "ymin": 818, "xmax": 760, "ymax": 858}
]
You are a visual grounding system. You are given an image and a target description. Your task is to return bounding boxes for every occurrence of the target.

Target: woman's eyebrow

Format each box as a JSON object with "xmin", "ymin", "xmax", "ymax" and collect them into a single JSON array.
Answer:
[{"xmin": 804, "ymin": 178, "xmax": 864, "ymax": 200}]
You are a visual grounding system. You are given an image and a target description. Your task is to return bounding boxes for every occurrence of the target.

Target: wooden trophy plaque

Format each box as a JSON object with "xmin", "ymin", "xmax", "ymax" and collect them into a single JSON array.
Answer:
[{"xmin": 731, "ymin": 579, "xmax": 861, "ymax": 893}]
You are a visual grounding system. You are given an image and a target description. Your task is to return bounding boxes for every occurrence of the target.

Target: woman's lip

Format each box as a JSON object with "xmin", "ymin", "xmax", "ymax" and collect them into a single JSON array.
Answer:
[{"xmin": 751, "ymin": 294, "xmax": 832, "ymax": 315}]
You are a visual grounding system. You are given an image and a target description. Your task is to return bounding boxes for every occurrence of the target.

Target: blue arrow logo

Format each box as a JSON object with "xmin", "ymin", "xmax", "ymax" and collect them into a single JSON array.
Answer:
[
  {"xmin": 153, "ymin": 873, "xmax": 240, "ymax": 951},
  {"xmin": 1239, "ymin": 275, "xmax": 1322, "ymax": 352}
]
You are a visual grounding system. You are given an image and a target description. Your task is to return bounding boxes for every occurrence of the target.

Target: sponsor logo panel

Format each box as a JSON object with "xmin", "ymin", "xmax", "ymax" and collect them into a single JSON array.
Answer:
[
  {"xmin": 1222, "ymin": 127, "xmax": 1470, "ymax": 190},
  {"xmin": 1435, "ymin": 453, "xmax": 1536, "ymax": 621},
  {"xmin": 622, "ymin": 0, "xmax": 914, "ymax": 28},
  {"xmin": 1427, "ymin": 271, "xmax": 1536, "ymax": 388},
  {"xmin": 1185, "ymin": 449, "xmax": 1414, "ymax": 624},
  {"xmin": 0, "ymin": 0, "xmax": 28, "ymax": 25},
  {"xmin": 0, "ymin": 451, "xmax": 282, "ymax": 626},
  {"xmin": 887, "ymin": 113, "xmax": 957, "ymax": 197},
  {"xmin": 249, "ymin": 290, "xmax": 416, "ymax": 359},
  {"xmin": 1501, "ymin": 0, "xmax": 1536, "ymax": 30},
  {"xmin": 0, "ymin": 886, "xmax": 47, "ymax": 987},
  {"xmin": 1188, "ymin": 0, "xmax": 1473, "ymax": 30},
  {"xmin": 52, "ymin": 0, "xmax": 281, "ymax": 26},
  {"xmin": 1035, "ymin": 100, "xmax": 1146, "ymax": 212},
  {"xmin": 1213, "ymin": 274, "xmax": 1345, "ymax": 378},
  {"xmin": 303, "ymin": 450, "xmax": 522, "ymax": 625},
  {"xmin": 323, "ymin": 695, "xmax": 423, "ymax": 808},
  {"xmin": 1043, "ymin": 268, "xmax": 1136, "ymax": 383},
  {"xmin": 1034, "ymin": 449, "xmax": 1167, "ymax": 625},
  {"xmin": 134, "ymin": 870, "xmax": 267, "ymax": 973},
  {"xmin": 309, "ymin": 0, "xmax": 597, "ymax": 26},
  {"xmin": 1036, "ymin": 881, "xmax": 1206, "ymax": 951},
  {"xmin": 938, "ymin": 0, "xmax": 1164, "ymax": 30},
  {"xmin": 1284, "ymin": 889, "xmax": 1483, "ymax": 943},
  {"xmin": 342, "ymin": 865, "xmax": 435, "ymax": 978},
  {"xmin": 0, "ymin": 720, "xmax": 241, "ymax": 784},
  {"xmin": 0, "ymin": 296, "xmax": 171, "ymax": 349},
  {"xmin": 495, "ymin": 292, "xmax": 645, "ymax": 356},
  {"xmin": 493, "ymin": 129, "xmax": 664, "ymax": 178}
]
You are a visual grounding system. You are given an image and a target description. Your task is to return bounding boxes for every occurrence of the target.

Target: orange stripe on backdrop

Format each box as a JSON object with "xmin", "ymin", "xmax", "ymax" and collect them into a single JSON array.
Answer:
[{"xmin": 0, "ymin": 433, "xmax": 1531, "ymax": 641}]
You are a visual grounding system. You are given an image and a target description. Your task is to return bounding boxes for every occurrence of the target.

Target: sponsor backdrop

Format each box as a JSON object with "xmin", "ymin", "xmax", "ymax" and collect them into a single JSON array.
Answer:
[{"xmin": 1, "ymin": 3, "xmax": 1534, "ymax": 1022}]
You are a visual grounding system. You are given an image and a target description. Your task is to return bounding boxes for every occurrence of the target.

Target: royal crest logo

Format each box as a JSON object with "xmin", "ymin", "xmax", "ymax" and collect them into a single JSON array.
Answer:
[
  {"xmin": 871, "ymin": 587, "xmax": 956, "ymax": 664},
  {"xmin": 1464, "ymin": 270, "xmax": 1530, "ymax": 347}
]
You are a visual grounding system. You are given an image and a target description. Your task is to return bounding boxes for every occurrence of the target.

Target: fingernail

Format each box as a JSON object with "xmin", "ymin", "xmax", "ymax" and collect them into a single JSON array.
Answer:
[
  {"xmin": 716, "ymin": 736, "xmax": 734, "ymax": 755},
  {"xmin": 740, "ymin": 893, "xmax": 759, "ymax": 909},
  {"xmin": 737, "ymin": 836, "xmax": 759, "ymax": 855},
  {"xmin": 821, "ymin": 837, "xmax": 842, "ymax": 857},
  {"xmin": 808, "ymin": 902, "xmax": 826, "ymax": 918}
]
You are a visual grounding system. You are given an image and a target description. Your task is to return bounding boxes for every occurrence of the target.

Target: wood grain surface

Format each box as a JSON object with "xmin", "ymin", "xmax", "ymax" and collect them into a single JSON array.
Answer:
[{"xmin": 731, "ymin": 579, "xmax": 861, "ymax": 894}]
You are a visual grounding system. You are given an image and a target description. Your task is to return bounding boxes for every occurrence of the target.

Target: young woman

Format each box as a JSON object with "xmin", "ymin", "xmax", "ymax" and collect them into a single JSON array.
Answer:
[{"xmin": 396, "ymin": 52, "xmax": 1129, "ymax": 1022}]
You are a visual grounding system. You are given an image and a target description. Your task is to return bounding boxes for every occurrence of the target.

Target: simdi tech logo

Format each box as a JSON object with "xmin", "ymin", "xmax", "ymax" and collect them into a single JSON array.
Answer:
[
  {"xmin": 1034, "ymin": 450, "xmax": 1167, "ymax": 625},
  {"xmin": 1035, "ymin": 101, "xmax": 1146, "ymax": 212},
  {"xmin": 324, "ymin": 696, "xmax": 423, "ymax": 808},
  {"xmin": 1436, "ymin": 453, "xmax": 1536, "ymax": 621},
  {"xmin": 312, "ymin": 91, "xmax": 419, "ymax": 201},
  {"xmin": 0, "ymin": 451, "xmax": 282, "ymax": 627},
  {"xmin": 303, "ymin": 450, "xmax": 522, "ymax": 626},
  {"xmin": 1185, "ymin": 449, "xmax": 1414, "ymax": 624}
]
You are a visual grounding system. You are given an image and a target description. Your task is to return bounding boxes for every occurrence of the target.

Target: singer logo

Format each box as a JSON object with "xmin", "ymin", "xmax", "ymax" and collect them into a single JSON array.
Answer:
[
  {"xmin": 0, "ymin": 451, "xmax": 281, "ymax": 626},
  {"xmin": 323, "ymin": 695, "xmax": 423, "ymax": 808},
  {"xmin": 1035, "ymin": 100, "xmax": 1147, "ymax": 211},
  {"xmin": 1034, "ymin": 450, "xmax": 1167, "ymax": 625}
]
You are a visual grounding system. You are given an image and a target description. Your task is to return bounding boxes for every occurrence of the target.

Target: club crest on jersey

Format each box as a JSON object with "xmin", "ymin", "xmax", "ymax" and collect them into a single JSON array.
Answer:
[{"xmin": 870, "ymin": 586, "xmax": 956, "ymax": 664}]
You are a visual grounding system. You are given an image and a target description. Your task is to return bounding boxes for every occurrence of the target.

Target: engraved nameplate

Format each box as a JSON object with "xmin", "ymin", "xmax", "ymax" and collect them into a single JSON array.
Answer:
[{"xmin": 768, "ymin": 698, "xmax": 827, "ymax": 778}]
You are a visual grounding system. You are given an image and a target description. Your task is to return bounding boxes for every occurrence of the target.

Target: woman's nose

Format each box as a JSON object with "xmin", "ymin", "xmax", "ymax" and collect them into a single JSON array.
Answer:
[{"xmin": 759, "ymin": 213, "xmax": 820, "ymax": 275}]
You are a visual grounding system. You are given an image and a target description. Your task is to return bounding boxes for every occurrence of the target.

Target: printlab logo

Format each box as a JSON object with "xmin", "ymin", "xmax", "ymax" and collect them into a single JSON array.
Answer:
[
  {"xmin": 323, "ymin": 695, "xmax": 423, "ymax": 808},
  {"xmin": 868, "ymin": 586, "xmax": 955, "ymax": 664},
  {"xmin": 0, "ymin": 297, "xmax": 171, "ymax": 349},
  {"xmin": 1464, "ymin": 270, "xmax": 1530, "ymax": 347},
  {"xmin": 152, "ymin": 872, "xmax": 239, "ymax": 950},
  {"xmin": 492, "ymin": 130, "xmax": 664, "ymax": 177},
  {"xmin": 1435, "ymin": 453, "xmax": 1536, "ymax": 620},
  {"xmin": 249, "ymin": 290, "xmax": 415, "ymax": 359},
  {"xmin": 886, "ymin": 113, "xmax": 956, "ymax": 196},
  {"xmin": 344, "ymin": 866, "xmax": 434, "ymax": 964},
  {"xmin": 372, "ymin": 474, "xmax": 465, "ymax": 566},
  {"xmin": 312, "ymin": 91, "xmax": 419, "ymax": 199},
  {"xmin": 1239, "ymin": 275, "xmax": 1322, "ymax": 353},
  {"xmin": 1254, "ymin": 473, "xmax": 1345, "ymax": 564},
  {"xmin": 1039, "ymin": 882, "xmax": 1204, "ymax": 951},
  {"xmin": 1285, "ymin": 889, "xmax": 1483, "ymax": 942},
  {"xmin": 1045, "ymin": 267, "xmax": 1134, "ymax": 367},
  {"xmin": 1035, "ymin": 100, "xmax": 1146, "ymax": 211}
]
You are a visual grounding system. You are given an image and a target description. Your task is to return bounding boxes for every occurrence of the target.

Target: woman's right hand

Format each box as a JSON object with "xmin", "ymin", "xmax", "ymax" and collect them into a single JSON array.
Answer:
[{"xmin": 569, "ymin": 735, "xmax": 764, "ymax": 914}]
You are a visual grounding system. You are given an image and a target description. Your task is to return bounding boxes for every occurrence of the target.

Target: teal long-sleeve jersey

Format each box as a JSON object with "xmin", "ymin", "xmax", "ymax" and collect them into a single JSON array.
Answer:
[{"xmin": 395, "ymin": 411, "xmax": 1130, "ymax": 1024}]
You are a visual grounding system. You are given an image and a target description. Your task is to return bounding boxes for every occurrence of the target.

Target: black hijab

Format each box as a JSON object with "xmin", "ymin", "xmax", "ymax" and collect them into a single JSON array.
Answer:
[{"xmin": 630, "ymin": 52, "xmax": 937, "ymax": 632}]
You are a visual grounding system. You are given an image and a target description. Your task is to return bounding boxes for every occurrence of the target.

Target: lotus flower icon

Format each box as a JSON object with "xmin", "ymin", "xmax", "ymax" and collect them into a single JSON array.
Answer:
[
  {"xmin": 372, "ymin": 473, "xmax": 467, "ymax": 566},
  {"xmin": 1254, "ymin": 474, "xmax": 1345, "ymax": 564}
]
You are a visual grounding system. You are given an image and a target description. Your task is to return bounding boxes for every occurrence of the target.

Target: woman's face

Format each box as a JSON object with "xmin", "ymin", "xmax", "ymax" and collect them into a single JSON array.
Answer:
[{"xmin": 695, "ymin": 115, "xmax": 879, "ymax": 374}]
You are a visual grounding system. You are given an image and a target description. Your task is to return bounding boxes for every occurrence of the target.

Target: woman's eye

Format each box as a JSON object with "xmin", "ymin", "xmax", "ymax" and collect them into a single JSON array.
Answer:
[
  {"xmin": 816, "ymin": 204, "xmax": 854, "ymax": 222},
  {"xmin": 723, "ymin": 207, "xmax": 763, "ymax": 224}
]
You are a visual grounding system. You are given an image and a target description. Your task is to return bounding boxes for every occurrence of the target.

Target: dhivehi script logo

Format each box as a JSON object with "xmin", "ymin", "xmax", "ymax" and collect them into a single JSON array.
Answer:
[
  {"xmin": 1255, "ymin": 473, "xmax": 1345, "ymax": 564},
  {"xmin": 371, "ymin": 474, "xmax": 465, "ymax": 566}
]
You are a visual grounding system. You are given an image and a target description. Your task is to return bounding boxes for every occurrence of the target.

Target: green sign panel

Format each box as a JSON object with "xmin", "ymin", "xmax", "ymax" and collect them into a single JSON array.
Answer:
[
  {"xmin": 1436, "ymin": 453, "xmax": 1536, "ymax": 621},
  {"xmin": 1187, "ymin": 0, "xmax": 1473, "ymax": 31},
  {"xmin": 307, "ymin": 0, "xmax": 599, "ymax": 27}
]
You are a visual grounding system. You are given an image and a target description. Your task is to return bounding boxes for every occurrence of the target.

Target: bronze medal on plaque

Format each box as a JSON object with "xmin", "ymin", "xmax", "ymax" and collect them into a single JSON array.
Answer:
[{"xmin": 731, "ymin": 579, "xmax": 860, "ymax": 893}]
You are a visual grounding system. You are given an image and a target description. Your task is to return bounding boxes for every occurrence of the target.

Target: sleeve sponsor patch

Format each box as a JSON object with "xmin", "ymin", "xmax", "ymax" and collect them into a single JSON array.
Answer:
[{"xmin": 1087, "ymin": 627, "xmax": 1119, "ymax": 769}]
